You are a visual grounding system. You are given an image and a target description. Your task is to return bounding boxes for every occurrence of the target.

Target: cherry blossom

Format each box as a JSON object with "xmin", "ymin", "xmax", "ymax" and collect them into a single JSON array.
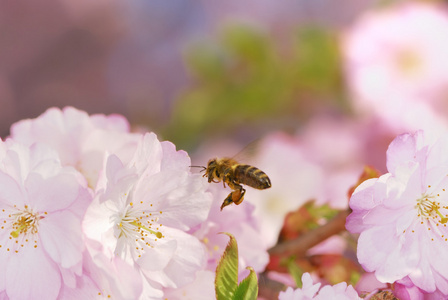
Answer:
[
  {"xmin": 346, "ymin": 130, "xmax": 448, "ymax": 295},
  {"xmin": 278, "ymin": 273, "xmax": 360, "ymax": 300},
  {"xmin": 278, "ymin": 273, "xmax": 321, "ymax": 300},
  {"xmin": 83, "ymin": 132, "xmax": 212, "ymax": 299},
  {"xmin": 342, "ymin": 2, "xmax": 448, "ymax": 132},
  {"xmin": 10, "ymin": 106, "xmax": 140, "ymax": 187},
  {"xmin": 394, "ymin": 277, "xmax": 447, "ymax": 300},
  {"xmin": 0, "ymin": 139, "xmax": 91, "ymax": 299}
]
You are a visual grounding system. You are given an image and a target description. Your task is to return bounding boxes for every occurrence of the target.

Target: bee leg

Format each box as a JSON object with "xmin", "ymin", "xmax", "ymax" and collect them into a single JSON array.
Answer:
[
  {"xmin": 227, "ymin": 181, "xmax": 244, "ymax": 203},
  {"xmin": 233, "ymin": 188, "xmax": 246, "ymax": 205},
  {"xmin": 220, "ymin": 192, "xmax": 235, "ymax": 210},
  {"xmin": 220, "ymin": 182, "xmax": 246, "ymax": 210}
]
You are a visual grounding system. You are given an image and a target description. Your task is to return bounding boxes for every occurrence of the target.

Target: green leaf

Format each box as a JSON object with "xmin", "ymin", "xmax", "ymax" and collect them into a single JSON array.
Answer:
[
  {"xmin": 215, "ymin": 232, "xmax": 239, "ymax": 300},
  {"xmin": 232, "ymin": 267, "xmax": 258, "ymax": 300}
]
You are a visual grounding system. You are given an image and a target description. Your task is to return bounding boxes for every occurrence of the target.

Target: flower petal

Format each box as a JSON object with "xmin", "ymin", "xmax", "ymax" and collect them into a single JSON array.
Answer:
[
  {"xmin": 39, "ymin": 211, "xmax": 83, "ymax": 269},
  {"xmin": 25, "ymin": 172, "xmax": 79, "ymax": 212},
  {"xmin": 5, "ymin": 245, "xmax": 61, "ymax": 300},
  {"xmin": 0, "ymin": 170, "xmax": 25, "ymax": 208}
]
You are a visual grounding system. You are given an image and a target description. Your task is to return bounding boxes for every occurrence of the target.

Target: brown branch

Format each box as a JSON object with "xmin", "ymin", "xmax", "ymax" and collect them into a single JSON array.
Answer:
[
  {"xmin": 268, "ymin": 209, "xmax": 351, "ymax": 257},
  {"xmin": 258, "ymin": 272, "xmax": 287, "ymax": 300}
]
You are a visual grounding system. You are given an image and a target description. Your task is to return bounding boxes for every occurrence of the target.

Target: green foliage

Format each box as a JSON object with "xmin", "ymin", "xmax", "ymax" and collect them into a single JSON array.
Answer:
[
  {"xmin": 215, "ymin": 233, "xmax": 258, "ymax": 300},
  {"xmin": 232, "ymin": 267, "xmax": 258, "ymax": 300},
  {"xmin": 215, "ymin": 233, "xmax": 239, "ymax": 299},
  {"xmin": 163, "ymin": 24, "xmax": 347, "ymax": 150},
  {"xmin": 307, "ymin": 203, "xmax": 340, "ymax": 224}
]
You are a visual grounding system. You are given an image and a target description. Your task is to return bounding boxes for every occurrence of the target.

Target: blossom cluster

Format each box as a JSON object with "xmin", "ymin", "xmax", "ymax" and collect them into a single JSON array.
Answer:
[
  {"xmin": 347, "ymin": 130, "xmax": 448, "ymax": 298},
  {"xmin": 278, "ymin": 273, "xmax": 360, "ymax": 300},
  {"xmin": 0, "ymin": 107, "xmax": 268, "ymax": 300}
]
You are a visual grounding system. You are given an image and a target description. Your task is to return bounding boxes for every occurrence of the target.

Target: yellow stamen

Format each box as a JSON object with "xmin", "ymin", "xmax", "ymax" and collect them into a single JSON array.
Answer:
[{"xmin": 130, "ymin": 221, "xmax": 162, "ymax": 239}]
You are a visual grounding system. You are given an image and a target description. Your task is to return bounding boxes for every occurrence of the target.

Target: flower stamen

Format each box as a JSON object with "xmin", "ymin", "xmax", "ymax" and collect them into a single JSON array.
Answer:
[
  {"xmin": 416, "ymin": 194, "xmax": 448, "ymax": 224},
  {"xmin": 1, "ymin": 205, "xmax": 42, "ymax": 252},
  {"xmin": 130, "ymin": 221, "xmax": 162, "ymax": 239}
]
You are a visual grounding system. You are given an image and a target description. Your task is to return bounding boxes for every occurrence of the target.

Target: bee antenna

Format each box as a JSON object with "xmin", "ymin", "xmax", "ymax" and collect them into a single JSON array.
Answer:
[{"xmin": 190, "ymin": 165, "xmax": 206, "ymax": 172}]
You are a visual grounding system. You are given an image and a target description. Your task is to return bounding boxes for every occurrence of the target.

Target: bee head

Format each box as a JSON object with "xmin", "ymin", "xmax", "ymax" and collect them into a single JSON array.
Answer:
[{"xmin": 205, "ymin": 158, "xmax": 220, "ymax": 183}]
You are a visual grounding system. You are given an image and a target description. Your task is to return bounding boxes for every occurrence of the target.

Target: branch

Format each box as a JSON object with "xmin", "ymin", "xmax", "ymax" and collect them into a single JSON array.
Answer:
[
  {"xmin": 268, "ymin": 209, "xmax": 350, "ymax": 256},
  {"xmin": 258, "ymin": 272, "xmax": 287, "ymax": 299}
]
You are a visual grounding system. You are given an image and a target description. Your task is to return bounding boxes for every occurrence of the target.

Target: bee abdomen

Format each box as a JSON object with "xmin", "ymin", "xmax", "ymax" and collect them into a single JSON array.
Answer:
[{"xmin": 234, "ymin": 164, "xmax": 271, "ymax": 190}]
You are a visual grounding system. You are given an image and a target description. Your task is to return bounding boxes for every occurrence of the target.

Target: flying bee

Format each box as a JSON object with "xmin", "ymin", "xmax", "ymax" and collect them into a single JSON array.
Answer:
[{"xmin": 200, "ymin": 157, "xmax": 271, "ymax": 210}]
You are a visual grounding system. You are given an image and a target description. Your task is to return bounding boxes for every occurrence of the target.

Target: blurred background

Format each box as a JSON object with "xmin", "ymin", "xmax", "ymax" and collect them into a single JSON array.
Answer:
[{"xmin": 0, "ymin": 0, "xmax": 377, "ymax": 145}]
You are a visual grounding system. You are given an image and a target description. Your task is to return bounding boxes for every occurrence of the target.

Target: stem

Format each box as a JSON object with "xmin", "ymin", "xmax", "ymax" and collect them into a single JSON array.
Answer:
[
  {"xmin": 268, "ymin": 209, "xmax": 350, "ymax": 256},
  {"xmin": 258, "ymin": 272, "xmax": 287, "ymax": 299}
]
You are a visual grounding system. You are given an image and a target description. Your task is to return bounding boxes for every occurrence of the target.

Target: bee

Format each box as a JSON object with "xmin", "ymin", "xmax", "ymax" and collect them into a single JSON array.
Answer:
[{"xmin": 202, "ymin": 157, "xmax": 272, "ymax": 210}]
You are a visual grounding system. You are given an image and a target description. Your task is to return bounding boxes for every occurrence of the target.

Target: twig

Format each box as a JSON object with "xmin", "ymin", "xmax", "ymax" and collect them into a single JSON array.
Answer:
[
  {"xmin": 268, "ymin": 209, "xmax": 351, "ymax": 256},
  {"xmin": 258, "ymin": 272, "xmax": 287, "ymax": 300}
]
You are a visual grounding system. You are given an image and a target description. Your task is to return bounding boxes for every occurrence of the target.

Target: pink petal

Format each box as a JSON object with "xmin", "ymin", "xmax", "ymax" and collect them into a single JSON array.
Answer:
[
  {"xmin": 39, "ymin": 211, "xmax": 83, "ymax": 269},
  {"xmin": 57, "ymin": 274, "xmax": 99, "ymax": 300},
  {"xmin": 163, "ymin": 270, "xmax": 215, "ymax": 300},
  {"xmin": 6, "ymin": 245, "xmax": 61, "ymax": 299},
  {"xmin": 25, "ymin": 173, "xmax": 79, "ymax": 212},
  {"xmin": 0, "ymin": 171, "xmax": 25, "ymax": 207},
  {"xmin": 82, "ymin": 197, "xmax": 116, "ymax": 245},
  {"xmin": 129, "ymin": 133, "xmax": 163, "ymax": 176},
  {"xmin": 358, "ymin": 225, "xmax": 415, "ymax": 282},
  {"xmin": 138, "ymin": 239, "xmax": 176, "ymax": 272},
  {"xmin": 140, "ymin": 227, "xmax": 205, "ymax": 288},
  {"xmin": 160, "ymin": 141, "xmax": 190, "ymax": 172},
  {"xmin": 349, "ymin": 178, "xmax": 381, "ymax": 211},
  {"xmin": 386, "ymin": 132, "xmax": 419, "ymax": 174},
  {"xmin": 156, "ymin": 228, "xmax": 205, "ymax": 287},
  {"xmin": 84, "ymin": 247, "xmax": 143, "ymax": 299}
]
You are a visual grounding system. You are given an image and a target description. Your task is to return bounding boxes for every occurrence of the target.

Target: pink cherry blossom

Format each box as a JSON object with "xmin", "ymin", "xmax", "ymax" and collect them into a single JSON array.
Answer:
[
  {"xmin": 278, "ymin": 273, "xmax": 360, "ymax": 300},
  {"xmin": 83, "ymin": 132, "xmax": 212, "ymax": 299},
  {"xmin": 342, "ymin": 2, "xmax": 448, "ymax": 132},
  {"xmin": 346, "ymin": 130, "xmax": 448, "ymax": 295},
  {"xmin": 278, "ymin": 273, "xmax": 321, "ymax": 300},
  {"xmin": 0, "ymin": 139, "xmax": 91, "ymax": 299},
  {"xmin": 394, "ymin": 277, "xmax": 447, "ymax": 300},
  {"xmin": 10, "ymin": 106, "xmax": 140, "ymax": 187}
]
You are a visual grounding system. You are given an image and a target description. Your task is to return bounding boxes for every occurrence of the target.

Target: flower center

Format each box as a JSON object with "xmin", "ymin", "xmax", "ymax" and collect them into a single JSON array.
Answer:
[
  {"xmin": 416, "ymin": 194, "xmax": 448, "ymax": 224},
  {"xmin": 0, "ymin": 205, "xmax": 44, "ymax": 253},
  {"xmin": 397, "ymin": 49, "xmax": 421, "ymax": 77},
  {"xmin": 114, "ymin": 202, "xmax": 164, "ymax": 258}
]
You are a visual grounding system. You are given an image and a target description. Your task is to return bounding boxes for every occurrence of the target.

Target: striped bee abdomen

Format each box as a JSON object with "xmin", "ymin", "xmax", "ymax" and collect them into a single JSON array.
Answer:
[{"xmin": 234, "ymin": 164, "xmax": 271, "ymax": 190}]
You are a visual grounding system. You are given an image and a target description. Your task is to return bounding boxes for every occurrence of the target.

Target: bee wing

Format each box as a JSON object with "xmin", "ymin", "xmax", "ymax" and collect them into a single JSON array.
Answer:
[{"xmin": 230, "ymin": 138, "xmax": 263, "ymax": 165}]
